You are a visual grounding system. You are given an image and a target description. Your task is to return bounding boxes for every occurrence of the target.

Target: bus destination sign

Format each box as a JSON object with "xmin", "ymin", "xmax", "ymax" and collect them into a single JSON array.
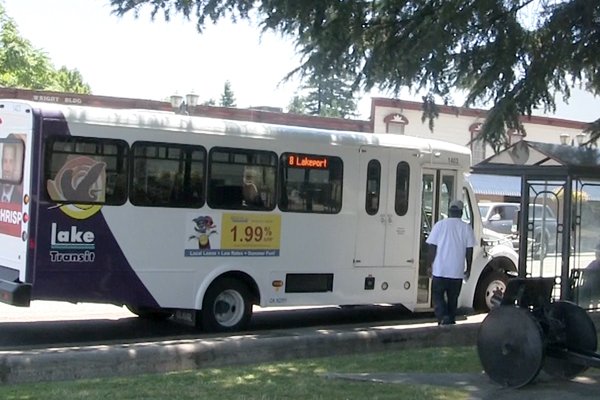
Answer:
[{"xmin": 287, "ymin": 154, "xmax": 328, "ymax": 169}]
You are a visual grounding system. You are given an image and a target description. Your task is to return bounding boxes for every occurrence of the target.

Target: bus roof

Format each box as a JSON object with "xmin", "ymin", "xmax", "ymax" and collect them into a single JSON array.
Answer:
[{"xmin": 3, "ymin": 99, "xmax": 471, "ymax": 157}]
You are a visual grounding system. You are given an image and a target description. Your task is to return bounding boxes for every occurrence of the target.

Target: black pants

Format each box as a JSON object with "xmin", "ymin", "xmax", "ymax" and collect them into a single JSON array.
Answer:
[{"xmin": 432, "ymin": 276, "xmax": 463, "ymax": 324}]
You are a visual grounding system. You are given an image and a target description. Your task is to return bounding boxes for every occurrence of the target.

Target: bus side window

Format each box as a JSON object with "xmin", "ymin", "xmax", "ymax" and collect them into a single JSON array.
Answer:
[
  {"xmin": 365, "ymin": 159, "xmax": 381, "ymax": 215},
  {"xmin": 207, "ymin": 147, "xmax": 277, "ymax": 211},
  {"xmin": 130, "ymin": 141, "xmax": 206, "ymax": 208},
  {"xmin": 279, "ymin": 153, "xmax": 343, "ymax": 214},
  {"xmin": 395, "ymin": 162, "xmax": 410, "ymax": 216},
  {"xmin": 45, "ymin": 136, "xmax": 128, "ymax": 205}
]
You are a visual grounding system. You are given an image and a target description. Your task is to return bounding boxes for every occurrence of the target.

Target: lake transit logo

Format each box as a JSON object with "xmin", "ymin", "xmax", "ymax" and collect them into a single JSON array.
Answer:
[{"xmin": 46, "ymin": 156, "xmax": 107, "ymax": 220}]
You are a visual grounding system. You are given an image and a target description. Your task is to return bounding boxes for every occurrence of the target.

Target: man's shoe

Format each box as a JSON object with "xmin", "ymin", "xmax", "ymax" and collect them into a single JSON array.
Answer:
[{"xmin": 439, "ymin": 316, "xmax": 456, "ymax": 326}]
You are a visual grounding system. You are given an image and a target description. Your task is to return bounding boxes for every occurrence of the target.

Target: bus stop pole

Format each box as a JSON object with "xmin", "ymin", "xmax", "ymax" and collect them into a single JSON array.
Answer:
[
  {"xmin": 561, "ymin": 176, "xmax": 573, "ymax": 300},
  {"xmin": 518, "ymin": 177, "xmax": 530, "ymax": 278}
]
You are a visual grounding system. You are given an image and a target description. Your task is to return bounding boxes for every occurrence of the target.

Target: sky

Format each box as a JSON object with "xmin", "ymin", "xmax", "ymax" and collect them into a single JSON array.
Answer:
[{"xmin": 2, "ymin": 0, "xmax": 599, "ymax": 122}]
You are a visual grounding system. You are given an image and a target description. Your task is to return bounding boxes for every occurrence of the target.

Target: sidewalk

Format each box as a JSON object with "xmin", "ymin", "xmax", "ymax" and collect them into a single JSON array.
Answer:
[{"xmin": 326, "ymin": 370, "xmax": 600, "ymax": 400}]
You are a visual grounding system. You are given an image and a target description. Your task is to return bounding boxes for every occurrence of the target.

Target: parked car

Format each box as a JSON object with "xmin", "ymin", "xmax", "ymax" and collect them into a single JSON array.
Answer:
[{"xmin": 479, "ymin": 202, "xmax": 558, "ymax": 258}]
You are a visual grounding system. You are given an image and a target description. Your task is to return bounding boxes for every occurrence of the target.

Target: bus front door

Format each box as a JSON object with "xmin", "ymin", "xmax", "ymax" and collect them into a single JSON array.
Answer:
[
  {"xmin": 354, "ymin": 146, "xmax": 418, "ymax": 268},
  {"xmin": 417, "ymin": 169, "xmax": 458, "ymax": 307}
]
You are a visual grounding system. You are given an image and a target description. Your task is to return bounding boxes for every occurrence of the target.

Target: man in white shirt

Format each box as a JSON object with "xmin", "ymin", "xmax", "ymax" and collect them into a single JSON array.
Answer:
[{"xmin": 426, "ymin": 200, "xmax": 476, "ymax": 325}]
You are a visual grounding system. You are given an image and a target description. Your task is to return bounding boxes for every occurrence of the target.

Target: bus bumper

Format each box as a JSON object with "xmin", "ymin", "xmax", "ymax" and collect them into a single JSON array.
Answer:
[{"xmin": 0, "ymin": 280, "xmax": 31, "ymax": 307}]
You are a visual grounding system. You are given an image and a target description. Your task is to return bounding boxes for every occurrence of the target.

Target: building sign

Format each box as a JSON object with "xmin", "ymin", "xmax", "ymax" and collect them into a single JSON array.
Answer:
[{"xmin": 32, "ymin": 94, "xmax": 84, "ymax": 105}]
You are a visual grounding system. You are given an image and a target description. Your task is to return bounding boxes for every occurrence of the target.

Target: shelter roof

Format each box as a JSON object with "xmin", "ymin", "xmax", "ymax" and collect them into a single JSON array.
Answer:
[{"xmin": 471, "ymin": 140, "xmax": 600, "ymax": 177}]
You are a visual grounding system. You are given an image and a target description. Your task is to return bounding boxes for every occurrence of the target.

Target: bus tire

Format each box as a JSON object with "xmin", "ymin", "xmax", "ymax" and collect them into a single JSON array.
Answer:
[
  {"xmin": 126, "ymin": 305, "xmax": 173, "ymax": 321},
  {"xmin": 474, "ymin": 270, "xmax": 510, "ymax": 312},
  {"xmin": 201, "ymin": 278, "xmax": 252, "ymax": 332}
]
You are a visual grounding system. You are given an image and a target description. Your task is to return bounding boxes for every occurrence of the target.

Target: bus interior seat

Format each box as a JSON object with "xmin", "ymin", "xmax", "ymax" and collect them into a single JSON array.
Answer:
[{"xmin": 212, "ymin": 185, "xmax": 244, "ymax": 207}]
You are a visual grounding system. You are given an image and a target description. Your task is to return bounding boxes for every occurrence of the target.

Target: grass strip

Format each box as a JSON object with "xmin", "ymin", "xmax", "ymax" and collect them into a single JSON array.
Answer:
[{"xmin": 0, "ymin": 346, "xmax": 481, "ymax": 400}]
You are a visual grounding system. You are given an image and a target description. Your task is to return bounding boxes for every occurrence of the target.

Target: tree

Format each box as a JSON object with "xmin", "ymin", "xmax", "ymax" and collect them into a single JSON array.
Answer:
[
  {"xmin": 53, "ymin": 67, "xmax": 91, "ymax": 94},
  {"xmin": 286, "ymin": 70, "xmax": 357, "ymax": 118},
  {"xmin": 0, "ymin": 5, "xmax": 90, "ymax": 93},
  {"xmin": 296, "ymin": 66, "xmax": 357, "ymax": 118},
  {"xmin": 287, "ymin": 95, "xmax": 306, "ymax": 114},
  {"xmin": 219, "ymin": 80, "xmax": 236, "ymax": 107},
  {"xmin": 110, "ymin": 0, "xmax": 600, "ymax": 152}
]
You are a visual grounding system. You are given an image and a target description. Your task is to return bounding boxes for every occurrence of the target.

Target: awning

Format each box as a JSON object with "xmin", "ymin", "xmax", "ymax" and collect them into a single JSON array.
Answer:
[
  {"xmin": 468, "ymin": 174, "xmax": 521, "ymax": 197},
  {"xmin": 472, "ymin": 140, "xmax": 600, "ymax": 177}
]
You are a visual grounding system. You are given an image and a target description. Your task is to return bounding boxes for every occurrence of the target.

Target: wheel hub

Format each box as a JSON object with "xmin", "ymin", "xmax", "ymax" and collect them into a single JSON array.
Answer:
[
  {"xmin": 215, "ymin": 300, "xmax": 231, "ymax": 314},
  {"xmin": 486, "ymin": 280, "xmax": 506, "ymax": 309},
  {"xmin": 213, "ymin": 289, "xmax": 245, "ymax": 327}
]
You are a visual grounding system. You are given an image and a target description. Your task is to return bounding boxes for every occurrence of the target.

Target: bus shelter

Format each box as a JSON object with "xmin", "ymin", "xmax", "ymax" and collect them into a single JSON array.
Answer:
[{"xmin": 471, "ymin": 140, "xmax": 600, "ymax": 307}]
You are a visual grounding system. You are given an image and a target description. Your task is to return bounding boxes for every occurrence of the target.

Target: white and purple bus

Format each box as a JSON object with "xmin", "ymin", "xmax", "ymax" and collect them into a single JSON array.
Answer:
[{"xmin": 0, "ymin": 100, "xmax": 517, "ymax": 331}]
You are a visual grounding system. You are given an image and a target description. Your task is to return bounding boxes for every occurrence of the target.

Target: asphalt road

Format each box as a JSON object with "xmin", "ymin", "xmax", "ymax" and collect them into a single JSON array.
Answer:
[{"xmin": 0, "ymin": 301, "xmax": 422, "ymax": 349}]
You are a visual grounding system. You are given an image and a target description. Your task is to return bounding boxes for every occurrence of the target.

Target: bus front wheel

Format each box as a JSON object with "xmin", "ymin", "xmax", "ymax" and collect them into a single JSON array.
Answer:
[
  {"xmin": 201, "ymin": 278, "xmax": 252, "ymax": 332},
  {"xmin": 474, "ymin": 270, "xmax": 510, "ymax": 312}
]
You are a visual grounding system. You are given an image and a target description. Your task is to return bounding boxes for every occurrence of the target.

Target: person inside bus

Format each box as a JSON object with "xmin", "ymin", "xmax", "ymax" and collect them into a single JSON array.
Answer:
[
  {"xmin": 242, "ymin": 168, "xmax": 263, "ymax": 207},
  {"xmin": 426, "ymin": 200, "xmax": 476, "ymax": 326},
  {"xmin": 1, "ymin": 142, "xmax": 23, "ymax": 203}
]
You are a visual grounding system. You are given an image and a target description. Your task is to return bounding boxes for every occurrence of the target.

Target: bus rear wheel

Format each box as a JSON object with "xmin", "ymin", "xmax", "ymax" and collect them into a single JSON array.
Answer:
[{"xmin": 201, "ymin": 278, "xmax": 252, "ymax": 332}]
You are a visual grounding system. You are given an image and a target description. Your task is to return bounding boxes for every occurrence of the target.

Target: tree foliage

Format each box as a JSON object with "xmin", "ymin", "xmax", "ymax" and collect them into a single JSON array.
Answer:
[
  {"xmin": 287, "ymin": 95, "xmax": 306, "ymax": 114},
  {"xmin": 293, "ymin": 66, "xmax": 357, "ymax": 118},
  {"xmin": 54, "ymin": 67, "xmax": 90, "ymax": 94},
  {"xmin": 110, "ymin": 0, "xmax": 600, "ymax": 152},
  {"xmin": 219, "ymin": 80, "xmax": 236, "ymax": 107},
  {"xmin": 0, "ymin": 5, "xmax": 90, "ymax": 94}
]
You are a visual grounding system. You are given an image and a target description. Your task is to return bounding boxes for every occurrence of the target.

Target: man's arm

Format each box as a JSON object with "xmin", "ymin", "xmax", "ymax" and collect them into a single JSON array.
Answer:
[
  {"xmin": 427, "ymin": 244, "xmax": 437, "ymax": 277},
  {"xmin": 465, "ymin": 247, "xmax": 473, "ymax": 280}
]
